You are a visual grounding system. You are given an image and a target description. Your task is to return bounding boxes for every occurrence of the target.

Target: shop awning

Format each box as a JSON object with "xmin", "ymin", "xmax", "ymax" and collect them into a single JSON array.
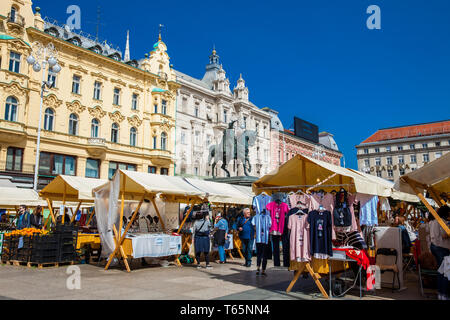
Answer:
[
  {"xmin": 347, "ymin": 169, "xmax": 420, "ymax": 203},
  {"xmin": 184, "ymin": 178, "xmax": 253, "ymax": 205},
  {"xmin": 0, "ymin": 187, "xmax": 46, "ymax": 208},
  {"xmin": 253, "ymin": 154, "xmax": 390, "ymax": 196},
  {"xmin": 93, "ymin": 170, "xmax": 206, "ymax": 201},
  {"xmin": 394, "ymin": 152, "xmax": 450, "ymax": 197},
  {"xmin": 231, "ymin": 185, "xmax": 255, "ymax": 199},
  {"xmin": 40, "ymin": 175, "xmax": 108, "ymax": 202}
]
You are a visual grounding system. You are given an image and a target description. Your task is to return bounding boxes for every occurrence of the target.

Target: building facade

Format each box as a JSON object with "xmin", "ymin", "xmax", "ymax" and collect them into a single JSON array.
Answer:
[
  {"xmin": 0, "ymin": 1, "xmax": 179, "ymax": 188},
  {"xmin": 174, "ymin": 49, "xmax": 272, "ymax": 178},
  {"xmin": 356, "ymin": 120, "xmax": 450, "ymax": 182},
  {"xmin": 270, "ymin": 128, "xmax": 342, "ymax": 170}
]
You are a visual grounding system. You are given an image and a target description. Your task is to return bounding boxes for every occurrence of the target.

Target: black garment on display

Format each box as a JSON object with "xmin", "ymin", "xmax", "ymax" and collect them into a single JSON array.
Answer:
[
  {"xmin": 333, "ymin": 189, "xmax": 352, "ymax": 227},
  {"xmin": 308, "ymin": 210, "xmax": 333, "ymax": 257}
]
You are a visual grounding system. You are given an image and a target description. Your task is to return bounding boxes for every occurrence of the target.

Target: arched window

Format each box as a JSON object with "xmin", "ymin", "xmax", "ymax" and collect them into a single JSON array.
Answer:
[
  {"xmin": 91, "ymin": 119, "xmax": 99, "ymax": 138},
  {"xmin": 44, "ymin": 108, "xmax": 54, "ymax": 131},
  {"xmin": 111, "ymin": 123, "xmax": 119, "ymax": 143},
  {"xmin": 68, "ymin": 113, "xmax": 78, "ymax": 135},
  {"xmin": 130, "ymin": 127, "xmax": 137, "ymax": 146},
  {"xmin": 161, "ymin": 132, "xmax": 167, "ymax": 151},
  {"xmin": 10, "ymin": 6, "xmax": 16, "ymax": 22},
  {"xmin": 5, "ymin": 96, "xmax": 18, "ymax": 122}
]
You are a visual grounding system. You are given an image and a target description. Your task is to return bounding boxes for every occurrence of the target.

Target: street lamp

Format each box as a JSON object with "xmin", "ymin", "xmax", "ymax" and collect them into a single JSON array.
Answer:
[{"xmin": 27, "ymin": 41, "xmax": 61, "ymax": 190}]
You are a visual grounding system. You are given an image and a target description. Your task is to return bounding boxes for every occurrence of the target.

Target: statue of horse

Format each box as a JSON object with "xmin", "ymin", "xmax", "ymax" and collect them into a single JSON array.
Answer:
[{"xmin": 208, "ymin": 129, "xmax": 257, "ymax": 178}]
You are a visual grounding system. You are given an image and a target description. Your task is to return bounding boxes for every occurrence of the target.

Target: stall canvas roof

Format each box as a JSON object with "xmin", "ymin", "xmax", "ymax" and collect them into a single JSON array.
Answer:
[
  {"xmin": 253, "ymin": 154, "xmax": 390, "ymax": 196},
  {"xmin": 394, "ymin": 152, "xmax": 450, "ymax": 196},
  {"xmin": 0, "ymin": 187, "xmax": 46, "ymax": 208},
  {"xmin": 231, "ymin": 185, "xmax": 255, "ymax": 198},
  {"xmin": 40, "ymin": 176, "xmax": 108, "ymax": 202},
  {"xmin": 94, "ymin": 170, "xmax": 206, "ymax": 201},
  {"xmin": 184, "ymin": 178, "xmax": 253, "ymax": 205},
  {"xmin": 347, "ymin": 169, "xmax": 420, "ymax": 203}
]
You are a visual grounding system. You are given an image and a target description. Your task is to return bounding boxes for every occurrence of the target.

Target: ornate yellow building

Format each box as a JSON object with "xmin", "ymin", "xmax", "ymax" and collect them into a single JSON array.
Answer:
[{"xmin": 0, "ymin": 0, "xmax": 179, "ymax": 188}]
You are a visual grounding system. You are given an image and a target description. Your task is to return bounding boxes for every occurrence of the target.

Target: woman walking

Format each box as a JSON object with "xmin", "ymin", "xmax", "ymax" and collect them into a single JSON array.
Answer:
[
  {"xmin": 194, "ymin": 211, "xmax": 213, "ymax": 269},
  {"xmin": 214, "ymin": 213, "xmax": 228, "ymax": 264}
]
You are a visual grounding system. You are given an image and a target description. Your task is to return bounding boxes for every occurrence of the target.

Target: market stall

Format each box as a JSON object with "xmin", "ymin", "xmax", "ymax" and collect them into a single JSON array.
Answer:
[
  {"xmin": 93, "ymin": 170, "xmax": 207, "ymax": 272},
  {"xmin": 183, "ymin": 178, "xmax": 254, "ymax": 260},
  {"xmin": 253, "ymin": 154, "xmax": 397, "ymax": 298},
  {"xmin": 394, "ymin": 152, "xmax": 450, "ymax": 237}
]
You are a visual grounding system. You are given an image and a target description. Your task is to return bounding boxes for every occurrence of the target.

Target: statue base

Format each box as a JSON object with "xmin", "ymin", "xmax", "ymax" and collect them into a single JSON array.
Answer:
[{"xmin": 205, "ymin": 176, "xmax": 258, "ymax": 187}]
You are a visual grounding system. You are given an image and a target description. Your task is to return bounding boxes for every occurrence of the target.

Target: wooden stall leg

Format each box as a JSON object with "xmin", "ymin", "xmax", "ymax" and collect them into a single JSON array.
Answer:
[
  {"xmin": 151, "ymin": 198, "xmax": 166, "ymax": 230},
  {"xmin": 86, "ymin": 208, "xmax": 96, "ymax": 227},
  {"xmin": 70, "ymin": 202, "xmax": 82, "ymax": 224},
  {"xmin": 305, "ymin": 263, "xmax": 329, "ymax": 299},
  {"xmin": 45, "ymin": 198, "xmax": 56, "ymax": 224},
  {"xmin": 112, "ymin": 225, "xmax": 130, "ymax": 273},
  {"xmin": 105, "ymin": 194, "xmax": 146, "ymax": 271},
  {"xmin": 286, "ymin": 270, "xmax": 302, "ymax": 293}
]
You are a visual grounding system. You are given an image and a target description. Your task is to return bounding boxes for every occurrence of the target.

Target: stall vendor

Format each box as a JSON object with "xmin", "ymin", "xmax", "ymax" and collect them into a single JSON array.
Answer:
[
  {"xmin": 236, "ymin": 208, "xmax": 254, "ymax": 267},
  {"xmin": 214, "ymin": 213, "xmax": 229, "ymax": 264}
]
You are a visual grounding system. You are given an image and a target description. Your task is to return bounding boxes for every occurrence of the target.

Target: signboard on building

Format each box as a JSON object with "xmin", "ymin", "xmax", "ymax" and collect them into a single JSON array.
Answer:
[{"xmin": 294, "ymin": 117, "xmax": 319, "ymax": 143}]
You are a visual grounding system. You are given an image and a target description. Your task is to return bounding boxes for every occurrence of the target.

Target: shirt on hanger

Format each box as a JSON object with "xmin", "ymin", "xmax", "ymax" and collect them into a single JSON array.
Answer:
[
  {"xmin": 252, "ymin": 194, "xmax": 272, "ymax": 215},
  {"xmin": 357, "ymin": 194, "xmax": 379, "ymax": 226},
  {"xmin": 289, "ymin": 194, "xmax": 309, "ymax": 210},
  {"xmin": 308, "ymin": 193, "xmax": 334, "ymax": 213},
  {"xmin": 307, "ymin": 210, "xmax": 333, "ymax": 259},
  {"xmin": 380, "ymin": 197, "xmax": 391, "ymax": 212},
  {"xmin": 288, "ymin": 214, "xmax": 311, "ymax": 262},
  {"xmin": 266, "ymin": 201, "xmax": 289, "ymax": 236},
  {"xmin": 252, "ymin": 213, "xmax": 272, "ymax": 244}
]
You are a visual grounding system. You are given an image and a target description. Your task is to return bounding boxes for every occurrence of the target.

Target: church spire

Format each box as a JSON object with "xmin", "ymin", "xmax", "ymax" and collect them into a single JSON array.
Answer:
[
  {"xmin": 209, "ymin": 46, "xmax": 219, "ymax": 65},
  {"xmin": 124, "ymin": 30, "xmax": 130, "ymax": 62}
]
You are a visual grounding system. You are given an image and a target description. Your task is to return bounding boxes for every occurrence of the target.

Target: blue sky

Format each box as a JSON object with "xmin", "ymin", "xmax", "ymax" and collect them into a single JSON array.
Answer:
[{"xmin": 33, "ymin": 0, "xmax": 450, "ymax": 169}]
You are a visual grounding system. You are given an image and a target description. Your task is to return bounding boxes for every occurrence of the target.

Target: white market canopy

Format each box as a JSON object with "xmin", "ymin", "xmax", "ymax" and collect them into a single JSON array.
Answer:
[
  {"xmin": 184, "ymin": 178, "xmax": 253, "ymax": 205},
  {"xmin": 394, "ymin": 152, "xmax": 450, "ymax": 197},
  {"xmin": 348, "ymin": 169, "xmax": 420, "ymax": 203},
  {"xmin": 40, "ymin": 175, "xmax": 108, "ymax": 202},
  {"xmin": 0, "ymin": 187, "xmax": 46, "ymax": 208}
]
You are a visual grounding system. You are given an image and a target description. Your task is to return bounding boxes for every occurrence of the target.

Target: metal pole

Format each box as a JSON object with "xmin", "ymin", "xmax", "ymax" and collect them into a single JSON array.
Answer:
[{"xmin": 33, "ymin": 61, "xmax": 47, "ymax": 191}]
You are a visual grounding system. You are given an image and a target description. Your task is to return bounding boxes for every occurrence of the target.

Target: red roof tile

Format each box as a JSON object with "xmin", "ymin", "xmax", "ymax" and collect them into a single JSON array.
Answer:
[{"xmin": 362, "ymin": 120, "xmax": 450, "ymax": 143}]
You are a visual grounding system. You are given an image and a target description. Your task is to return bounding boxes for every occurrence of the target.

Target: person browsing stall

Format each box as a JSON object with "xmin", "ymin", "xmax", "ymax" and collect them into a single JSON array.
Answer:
[
  {"xmin": 16, "ymin": 205, "xmax": 31, "ymax": 230},
  {"xmin": 214, "ymin": 213, "xmax": 229, "ymax": 264},
  {"xmin": 30, "ymin": 205, "xmax": 43, "ymax": 229},
  {"xmin": 237, "ymin": 208, "xmax": 255, "ymax": 267},
  {"xmin": 429, "ymin": 205, "xmax": 450, "ymax": 300}
]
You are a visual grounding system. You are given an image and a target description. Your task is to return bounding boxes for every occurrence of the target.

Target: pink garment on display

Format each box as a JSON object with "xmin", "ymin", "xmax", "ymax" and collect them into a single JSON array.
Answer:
[
  {"xmin": 308, "ymin": 193, "xmax": 334, "ymax": 212},
  {"xmin": 289, "ymin": 194, "xmax": 309, "ymax": 209},
  {"xmin": 348, "ymin": 193, "xmax": 359, "ymax": 233},
  {"xmin": 288, "ymin": 214, "xmax": 311, "ymax": 262},
  {"xmin": 266, "ymin": 201, "xmax": 289, "ymax": 235}
]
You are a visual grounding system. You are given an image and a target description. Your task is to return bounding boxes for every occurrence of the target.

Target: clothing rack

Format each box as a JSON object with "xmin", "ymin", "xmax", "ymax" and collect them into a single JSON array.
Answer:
[{"xmin": 255, "ymin": 184, "xmax": 353, "ymax": 192}]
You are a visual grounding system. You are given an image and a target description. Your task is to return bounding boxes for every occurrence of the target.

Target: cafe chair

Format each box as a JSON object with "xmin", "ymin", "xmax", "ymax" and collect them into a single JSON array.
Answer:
[{"xmin": 375, "ymin": 248, "xmax": 401, "ymax": 292}]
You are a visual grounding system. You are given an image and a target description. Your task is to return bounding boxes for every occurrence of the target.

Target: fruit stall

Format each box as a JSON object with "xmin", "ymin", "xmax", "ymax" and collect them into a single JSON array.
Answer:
[{"xmin": 1, "ymin": 225, "xmax": 78, "ymax": 268}]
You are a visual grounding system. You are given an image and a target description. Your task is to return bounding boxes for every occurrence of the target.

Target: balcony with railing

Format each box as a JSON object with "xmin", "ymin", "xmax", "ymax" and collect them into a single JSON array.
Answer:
[{"xmin": 7, "ymin": 12, "xmax": 25, "ymax": 27}]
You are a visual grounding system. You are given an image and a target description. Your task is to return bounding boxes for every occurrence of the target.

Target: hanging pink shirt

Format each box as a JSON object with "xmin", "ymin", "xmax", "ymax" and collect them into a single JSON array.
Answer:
[
  {"xmin": 289, "ymin": 194, "xmax": 309, "ymax": 209},
  {"xmin": 308, "ymin": 193, "xmax": 335, "ymax": 213},
  {"xmin": 266, "ymin": 201, "xmax": 289, "ymax": 235},
  {"xmin": 288, "ymin": 214, "xmax": 311, "ymax": 262}
]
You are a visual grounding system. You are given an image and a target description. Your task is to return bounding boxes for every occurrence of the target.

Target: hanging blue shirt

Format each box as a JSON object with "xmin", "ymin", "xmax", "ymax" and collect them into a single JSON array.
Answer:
[
  {"xmin": 252, "ymin": 194, "xmax": 272, "ymax": 215},
  {"xmin": 252, "ymin": 213, "xmax": 272, "ymax": 244}
]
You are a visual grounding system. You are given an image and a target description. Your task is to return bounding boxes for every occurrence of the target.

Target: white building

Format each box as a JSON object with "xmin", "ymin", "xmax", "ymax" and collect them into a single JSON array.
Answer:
[{"xmin": 175, "ymin": 49, "xmax": 272, "ymax": 178}]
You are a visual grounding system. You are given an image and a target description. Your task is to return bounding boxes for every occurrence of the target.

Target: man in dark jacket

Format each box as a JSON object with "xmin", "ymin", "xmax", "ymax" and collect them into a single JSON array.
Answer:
[
  {"xmin": 236, "ymin": 208, "xmax": 254, "ymax": 267},
  {"xmin": 16, "ymin": 205, "xmax": 31, "ymax": 230}
]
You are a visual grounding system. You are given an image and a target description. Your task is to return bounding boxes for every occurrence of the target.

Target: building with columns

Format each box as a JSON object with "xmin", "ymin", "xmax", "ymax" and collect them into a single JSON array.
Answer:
[
  {"xmin": 0, "ymin": 1, "xmax": 179, "ymax": 188},
  {"xmin": 174, "ymin": 49, "xmax": 272, "ymax": 178}
]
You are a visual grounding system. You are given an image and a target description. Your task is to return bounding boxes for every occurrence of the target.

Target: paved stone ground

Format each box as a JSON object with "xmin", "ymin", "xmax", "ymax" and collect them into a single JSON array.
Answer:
[{"xmin": 0, "ymin": 257, "xmax": 434, "ymax": 300}]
